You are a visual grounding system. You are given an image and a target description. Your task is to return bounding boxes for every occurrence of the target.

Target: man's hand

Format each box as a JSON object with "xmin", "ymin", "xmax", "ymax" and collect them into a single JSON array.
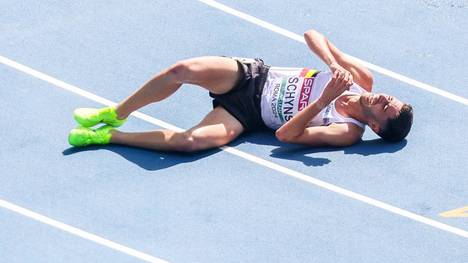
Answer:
[
  {"xmin": 328, "ymin": 62, "xmax": 353, "ymax": 84},
  {"xmin": 317, "ymin": 68, "xmax": 354, "ymax": 108}
]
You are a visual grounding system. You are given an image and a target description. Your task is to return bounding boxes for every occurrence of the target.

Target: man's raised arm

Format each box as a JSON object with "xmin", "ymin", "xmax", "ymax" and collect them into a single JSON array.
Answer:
[{"xmin": 304, "ymin": 29, "xmax": 374, "ymax": 91}]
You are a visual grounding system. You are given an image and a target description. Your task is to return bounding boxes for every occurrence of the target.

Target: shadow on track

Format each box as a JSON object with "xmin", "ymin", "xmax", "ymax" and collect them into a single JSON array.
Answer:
[
  {"xmin": 237, "ymin": 131, "xmax": 408, "ymax": 167},
  {"xmin": 62, "ymin": 145, "xmax": 221, "ymax": 171},
  {"xmin": 62, "ymin": 131, "xmax": 407, "ymax": 170}
]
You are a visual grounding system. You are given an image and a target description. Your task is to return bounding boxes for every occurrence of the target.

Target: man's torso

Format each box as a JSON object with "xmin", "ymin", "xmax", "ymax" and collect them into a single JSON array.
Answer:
[{"xmin": 260, "ymin": 67, "xmax": 366, "ymax": 130}]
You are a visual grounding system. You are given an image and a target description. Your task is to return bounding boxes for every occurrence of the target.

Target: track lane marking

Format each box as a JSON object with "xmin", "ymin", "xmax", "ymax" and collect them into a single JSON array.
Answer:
[
  {"xmin": 1, "ymin": 54, "xmax": 467, "ymax": 239},
  {"xmin": 197, "ymin": 0, "xmax": 468, "ymax": 106},
  {"xmin": 0, "ymin": 199, "xmax": 170, "ymax": 263}
]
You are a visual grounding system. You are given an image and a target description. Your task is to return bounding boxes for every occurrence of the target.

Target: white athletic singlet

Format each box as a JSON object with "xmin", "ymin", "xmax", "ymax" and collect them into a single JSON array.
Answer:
[{"xmin": 260, "ymin": 67, "xmax": 366, "ymax": 130}]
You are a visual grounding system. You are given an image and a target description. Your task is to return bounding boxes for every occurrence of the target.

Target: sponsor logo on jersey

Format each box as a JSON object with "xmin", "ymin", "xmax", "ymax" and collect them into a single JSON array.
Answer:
[{"xmin": 298, "ymin": 77, "xmax": 315, "ymax": 111}]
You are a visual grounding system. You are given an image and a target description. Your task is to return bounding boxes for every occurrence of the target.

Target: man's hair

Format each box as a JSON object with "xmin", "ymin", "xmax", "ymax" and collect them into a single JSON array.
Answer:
[{"xmin": 377, "ymin": 104, "xmax": 413, "ymax": 142}]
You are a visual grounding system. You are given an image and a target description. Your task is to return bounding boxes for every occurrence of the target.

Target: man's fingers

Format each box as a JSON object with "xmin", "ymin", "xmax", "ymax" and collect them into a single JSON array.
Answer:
[
  {"xmin": 345, "ymin": 73, "xmax": 350, "ymax": 82},
  {"xmin": 342, "ymin": 71, "xmax": 353, "ymax": 88},
  {"xmin": 346, "ymin": 74, "xmax": 352, "ymax": 86},
  {"xmin": 337, "ymin": 71, "xmax": 345, "ymax": 82},
  {"xmin": 330, "ymin": 69, "xmax": 353, "ymax": 95},
  {"xmin": 333, "ymin": 70, "xmax": 340, "ymax": 80},
  {"xmin": 340, "ymin": 73, "xmax": 348, "ymax": 85},
  {"xmin": 341, "ymin": 75, "xmax": 352, "ymax": 92}
]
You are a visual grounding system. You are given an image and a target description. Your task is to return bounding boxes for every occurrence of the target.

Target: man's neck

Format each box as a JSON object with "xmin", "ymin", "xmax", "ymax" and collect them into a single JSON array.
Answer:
[{"xmin": 335, "ymin": 94, "xmax": 368, "ymax": 123}]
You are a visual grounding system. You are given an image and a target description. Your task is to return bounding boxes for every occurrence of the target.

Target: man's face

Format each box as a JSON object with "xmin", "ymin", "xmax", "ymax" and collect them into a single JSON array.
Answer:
[{"xmin": 359, "ymin": 92, "xmax": 404, "ymax": 132}]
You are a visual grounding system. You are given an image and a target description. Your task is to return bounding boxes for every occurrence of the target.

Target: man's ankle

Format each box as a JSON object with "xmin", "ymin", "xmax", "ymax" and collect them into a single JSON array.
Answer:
[{"xmin": 114, "ymin": 106, "xmax": 128, "ymax": 120}]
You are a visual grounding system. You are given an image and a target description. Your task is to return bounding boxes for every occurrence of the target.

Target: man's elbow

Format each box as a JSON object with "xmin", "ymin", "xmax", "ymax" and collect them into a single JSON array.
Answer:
[
  {"xmin": 304, "ymin": 29, "xmax": 321, "ymax": 39},
  {"xmin": 275, "ymin": 129, "xmax": 298, "ymax": 143},
  {"xmin": 364, "ymin": 72, "xmax": 374, "ymax": 90}
]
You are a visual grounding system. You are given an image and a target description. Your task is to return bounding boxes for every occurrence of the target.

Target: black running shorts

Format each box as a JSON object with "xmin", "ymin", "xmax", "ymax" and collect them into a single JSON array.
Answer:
[{"xmin": 209, "ymin": 57, "xmax": 270, "ymax": 131}]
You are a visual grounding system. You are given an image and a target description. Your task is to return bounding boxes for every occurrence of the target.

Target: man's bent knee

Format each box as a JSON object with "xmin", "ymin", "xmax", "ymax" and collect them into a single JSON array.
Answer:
[
  {"xmin": 173, "ymin": 132, "xmax": 206, "ymax": 153},
  {"xmin": 167, "ymin": 60, "xmax": 199, "ymax": 84}
]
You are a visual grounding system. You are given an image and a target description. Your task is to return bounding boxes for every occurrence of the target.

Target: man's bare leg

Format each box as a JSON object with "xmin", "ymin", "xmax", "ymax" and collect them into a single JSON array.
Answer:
[
  {"xmin": 115, "ymin": 56, "xmax": 241, "ymax": 119},
  {"xmin": 69, "ymin": 56, "xmax": 244, "ymax": 150},
  {"xmin": 110, "ymin": 107, "xmax": 244, "ymax": 152}
]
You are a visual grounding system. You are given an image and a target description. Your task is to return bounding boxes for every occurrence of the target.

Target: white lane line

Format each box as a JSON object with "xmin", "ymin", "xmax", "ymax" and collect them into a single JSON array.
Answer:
[
  {"xmin": 0, "ymin": 199, "xmax": 170, "ymax": 263},
  {"xmin": 1, "ymin": 54, "xmax": 467, "ymax": 240},
  {"xmin": 197, "ymin": 0, "xmax": 468, "ymax": 106}
]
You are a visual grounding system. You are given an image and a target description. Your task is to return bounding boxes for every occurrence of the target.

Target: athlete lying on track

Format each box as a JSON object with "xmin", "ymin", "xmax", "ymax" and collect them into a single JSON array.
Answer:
[{"xmin": 68, "ymin": 29, "xmax": 413, "ymax": 152}]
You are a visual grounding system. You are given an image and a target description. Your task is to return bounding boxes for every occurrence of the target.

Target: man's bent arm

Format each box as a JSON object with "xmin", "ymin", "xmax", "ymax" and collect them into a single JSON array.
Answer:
[
  {"xmin": 304, "ymin": 29, "xmax": 374, "ymax": 91},
  {"xmin": 275, "ymin": 100, "xmax": 325, "ymax": 142},
  {"xmin": 303, "ymin": 29, "xmax": 338, "ymax": 67},
  {"xmin": 276, "ymin": 100, "xmax": 361, "ymax": 146},
  {"xmin": 276, "ymin": 99, "xmax": 361, "ymax": 147}
]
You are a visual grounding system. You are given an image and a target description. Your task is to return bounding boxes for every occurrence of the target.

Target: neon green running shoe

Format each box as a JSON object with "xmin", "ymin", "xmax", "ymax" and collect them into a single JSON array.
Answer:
[
  {"xmin": 73, "ymin": 106, "xmax": 127, "ymax": 128},
  {"xmin": 68, "ymin": 125, "xmax": 115, "ymax": 147}
]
